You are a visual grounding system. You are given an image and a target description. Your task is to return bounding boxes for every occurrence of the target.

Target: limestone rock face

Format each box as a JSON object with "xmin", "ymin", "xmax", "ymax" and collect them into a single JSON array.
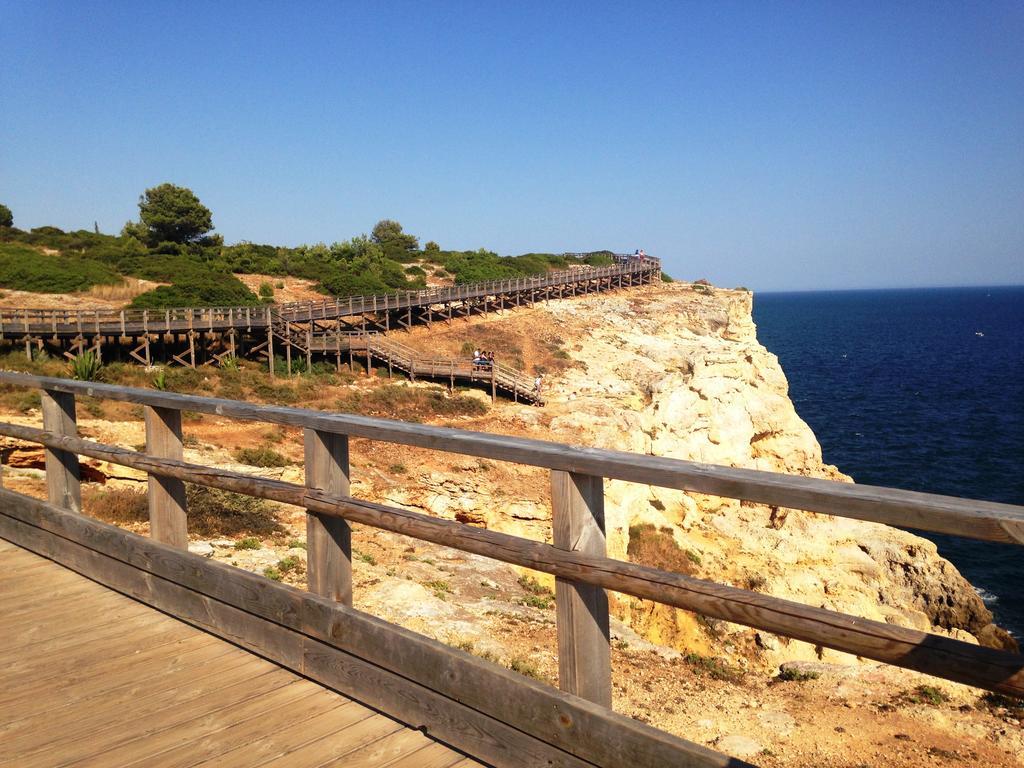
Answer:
[{"xmin": 374, "ymin": 282, "xmax": 1011, "ymax": 665}]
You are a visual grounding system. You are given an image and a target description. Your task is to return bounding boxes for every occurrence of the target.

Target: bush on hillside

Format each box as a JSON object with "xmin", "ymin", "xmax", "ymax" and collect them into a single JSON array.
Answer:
[
  {"xmin": 129, "ymin": 272, "xmax": 259, "ymax": 309},
  {"xmin": 0, "ymin": 204, "xmax": 12, "ymax": 228},
  {"xmin": 0, "ymin": 243, "xmax": 121, "ymax": 293}
]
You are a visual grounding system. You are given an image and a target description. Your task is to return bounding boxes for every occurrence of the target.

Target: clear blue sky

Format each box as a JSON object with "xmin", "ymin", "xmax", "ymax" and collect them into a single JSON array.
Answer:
[{"xmin": 2, "ymin": 1, "xmax": 1022, "ymax": 290}]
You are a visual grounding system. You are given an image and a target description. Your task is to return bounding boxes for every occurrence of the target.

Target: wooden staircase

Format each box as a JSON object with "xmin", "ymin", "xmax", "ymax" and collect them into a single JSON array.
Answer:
[{"xmin": 338, "ymin": 332, "xmax": 544, "ymax": 405}]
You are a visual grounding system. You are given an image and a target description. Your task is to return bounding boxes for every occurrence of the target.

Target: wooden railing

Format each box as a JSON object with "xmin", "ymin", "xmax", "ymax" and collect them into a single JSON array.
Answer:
[
  {"xmin": 0, "ymin": 371, "xmax": 1021, "ymax": 765},
  {"xmin": 317, "ymin": 331, "xmax": 544, "ymax": 403},
  {"xmin": 0, "ymin": 257, "xmax": 660, "ymax": 337}
]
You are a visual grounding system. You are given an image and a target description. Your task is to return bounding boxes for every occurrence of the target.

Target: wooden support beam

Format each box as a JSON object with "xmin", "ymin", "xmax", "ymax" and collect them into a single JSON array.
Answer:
[
  {"xmin": 304, "ymin": 428, "xmax": 353, "ymax": 605},
  {"xmin": 144, "ymin": 406, "xmax": 188, "ymax": 548},
  {"xmin": 551, "ymin": 470, "xmax": 611, "ymax": 706},
  {"xmin": 40, "ymin": 390, "xmax": 81, "ymax": 513},
  {"xmin": 267, "ymin": 326, "xmax": 275, "ymax": 379}
]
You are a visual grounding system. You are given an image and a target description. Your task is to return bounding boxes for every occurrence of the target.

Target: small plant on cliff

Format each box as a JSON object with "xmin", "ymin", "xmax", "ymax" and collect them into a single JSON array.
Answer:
[
  {"xmin": 356, "ymin": 550, "xmax": 377, "ymax": 566},
  {"xmin": 186, "ymin": 485, "xmax": 284, "ymax": 538},
  {"xmin": 508, "ymin": 657, "xmax": 547, "ymax": 682},
  {"xmin": 777, "ymin": 666, "xmax": 821, "ymax": 682},
  {"xmin": 424, "ymin": 579, "xmax": 452, "ymax": 600},
  {"xmin": 627, "ymin": 524, "xmax": 696, "ymax": 576},
  {"xmin": 978, "ymin": 692, "xmax": 1024, "ymax": 718},
  {"xmin": 67, "ymin": 350, "xmax": 102, "ymax": 381},
  {"xmin": 152, "ymin": 369, "xmax": 167, "ymax": 390},
  {"xmin": 683, "ymin": 652, "xmax": 744, "ymax": 683},
  {"xmin": 276, "ymin": 555, "xmax": 302, "ymax": 574},
  {"xmin": 234, "ymin": 537, "xmax": 261, "ymax": 550},
  {"xmin": 81, "ymin": 487, "xmax": 148, "ymax": 526},
  {"xmin": 902, "ymin": 685, "xmax": 949, "ymax": 706},
  {"xmin": 233, "ymin": 445, "xmax": 291, "ymax": 467}
]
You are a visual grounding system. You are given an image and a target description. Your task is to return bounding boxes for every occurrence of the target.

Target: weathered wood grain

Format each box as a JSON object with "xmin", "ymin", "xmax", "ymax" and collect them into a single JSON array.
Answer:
[
  {"xmin": 40, "ymin": 389, "xmax": 80, "ymax": 513},
  {"xmin": 551, "ymin": 470, "xmax": 611, "ymax": 706},
  {"xmin": 304, "ymin": 428, "xmax": 352, "ymax": 605},
  {"xmin": 144, "ymin": 405, "xmax": 188, "ymax": 548},
  {"xmin": 0, "ymin": 490, "xmax": 747, "ymax": 768},
  {"xmin": 3, "ymin": 372, "xmax": 1022, "ymax": 544}
]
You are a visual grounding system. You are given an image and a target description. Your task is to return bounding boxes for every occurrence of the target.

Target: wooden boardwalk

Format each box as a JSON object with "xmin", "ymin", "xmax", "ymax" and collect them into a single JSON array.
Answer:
[
  {"xmin": 0, "ymin": 541, "xmax": 477, "ymax": 768},
  {"xmin": 0, "ymin": 257, "xmax": 659, "ymax": 401}
]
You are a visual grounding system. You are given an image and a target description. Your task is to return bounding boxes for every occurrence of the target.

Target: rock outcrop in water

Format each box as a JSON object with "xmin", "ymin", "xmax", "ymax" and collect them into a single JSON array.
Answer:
[{"xmin": 386, "ymin": 282, "xmax": 1014, "ymax": 663}]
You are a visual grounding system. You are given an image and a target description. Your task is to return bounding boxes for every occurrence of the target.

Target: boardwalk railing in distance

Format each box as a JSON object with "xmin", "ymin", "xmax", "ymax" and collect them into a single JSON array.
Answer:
[
  {"xmin": 0, "ymin": 370, "xmax": 1020, "ymax": 767},
  {"xmin": 0, "ymin": 257, "xmax": 661, "ymax": 335}
]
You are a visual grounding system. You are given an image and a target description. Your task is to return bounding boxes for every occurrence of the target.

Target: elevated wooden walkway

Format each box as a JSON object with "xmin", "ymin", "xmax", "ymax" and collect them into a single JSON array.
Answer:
[
  {"xmin": 0, "ymin": 258, "xmax": 661, "ymax": 394},
  {"xmin": 1, "ymin": 371, "xmax": 1021, "ymax": 767},
  {"xmin": 0, "ymin": 541, "xmax": 476, "ymax": 768}
]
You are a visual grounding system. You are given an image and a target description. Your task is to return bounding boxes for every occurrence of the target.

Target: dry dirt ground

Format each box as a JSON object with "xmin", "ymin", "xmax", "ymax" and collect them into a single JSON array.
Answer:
[
  {"xmin": 235, "ymin": 274, "xmax": 325, "ymax": 304},
  {"xmin": 0, "ymin": 289, "xmax": 1021, "ymax": 767},
  {"xmin": 0, "ymin": 277, "xmax": 163, "ymax": 310}
]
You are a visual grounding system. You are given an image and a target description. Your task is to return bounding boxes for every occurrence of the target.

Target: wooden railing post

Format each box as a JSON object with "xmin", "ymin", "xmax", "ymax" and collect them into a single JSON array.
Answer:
[
  {"xmin": 304, "ymin": 428, "xmax": 353, "ymax": 605},
  {"xmin": 144, "ymin": 406, "xmax": 188, "ymax": 548},
  {"xmin": 41, "ymin": 390, "xmax": 81, "ymax": 513},
  {"xmin": 550, "ymin": 470, "xmax": 611, "ymax": 706}
]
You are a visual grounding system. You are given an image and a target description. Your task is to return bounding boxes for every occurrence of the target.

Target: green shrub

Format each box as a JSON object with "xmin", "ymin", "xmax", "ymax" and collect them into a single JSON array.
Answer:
[
  {"xmin": 508, "ymin": 657, "xmax": 547, "ymax": 682},
  {"xmin": 661, "ymin": 272, "xmax": 674, "ymax": 283},
  {"xmin": 777, "ymin": 666, "xmax": 820, "ymax": 682},
  {"xmin": 129, "ymin": 272, "xmax": 259, "ymax": 309},
  {"xmin": 235, "ymin": 537, "xmax": 261, "ymax": 550},
  {"xmin": 258, "ymin": 281, "xmax": 274, "ymax": 298},
  {"xmin": 233, "ymin": 446, "xmax": 292, "ymax": 467},
  {"xmin": 905, "ymin": 685, "xmax": 949, "ymax": 706},
  {"xmin": 185, "ymin": 485, "xmax": 284, "ymax": 537},
  {"xmin": 356, "ymin": 551, "xmax": 377, "ymax": 565},
  {"xmin": 683, "ymin": 653, "xmax": 743, "ymax": 682},
  {"xmin": 0, "ymin": 243, "xmax": 120, "ymax": 293}
]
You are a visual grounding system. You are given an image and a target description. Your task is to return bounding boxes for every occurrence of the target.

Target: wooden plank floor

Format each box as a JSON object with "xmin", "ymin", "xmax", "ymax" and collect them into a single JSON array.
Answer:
[{"xmin": 0, "ymin": 539, "xmax": 481, "ymax": 768}]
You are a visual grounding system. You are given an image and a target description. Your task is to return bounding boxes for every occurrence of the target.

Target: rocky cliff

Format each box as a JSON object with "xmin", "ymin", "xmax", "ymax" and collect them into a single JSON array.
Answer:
[{"xmin": 387, "ymin": 282, "xmax": 1012, "ymax": 665}]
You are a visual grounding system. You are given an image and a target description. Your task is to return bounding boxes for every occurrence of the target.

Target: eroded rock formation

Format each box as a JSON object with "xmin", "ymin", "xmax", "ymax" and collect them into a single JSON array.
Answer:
[{"xmin": 384, "ymin": 282, "xmax": 1012, "ymax": 665}]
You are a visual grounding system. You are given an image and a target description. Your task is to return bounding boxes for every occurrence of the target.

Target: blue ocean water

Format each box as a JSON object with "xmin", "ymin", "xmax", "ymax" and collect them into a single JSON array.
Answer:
[{"xmin": 752, "ymin": 286, "xmax": 1024, "ymax": 637}]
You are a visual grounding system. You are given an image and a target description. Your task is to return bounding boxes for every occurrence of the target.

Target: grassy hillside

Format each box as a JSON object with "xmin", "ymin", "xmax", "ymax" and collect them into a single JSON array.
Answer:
[{"xmin": 0, "ymin": 225, "xmax": 618, "ymax": 307}]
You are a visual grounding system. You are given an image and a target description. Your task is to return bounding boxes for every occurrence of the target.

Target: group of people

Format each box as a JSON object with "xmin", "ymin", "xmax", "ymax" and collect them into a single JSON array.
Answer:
[
  {"xmin": 615, "ymin": 249, "xmax": 648, "ymax": 265},
  {"xmin": 472, "ymin": 349, "xmax": 496, "ymax": 369}
]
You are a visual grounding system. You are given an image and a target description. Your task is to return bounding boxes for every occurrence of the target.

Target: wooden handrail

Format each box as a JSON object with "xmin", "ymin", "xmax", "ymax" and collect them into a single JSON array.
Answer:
[
  {"xmin": 0, "ymin": 257, "xmax": 661, "ymax": 323},
  {"xmin": 0, "ymin": 371, "xmax": 1020, "ymax": 545},
  {"xmin": 2, "ymin": 420, "xmax": 1023, "ymax": 697}
]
